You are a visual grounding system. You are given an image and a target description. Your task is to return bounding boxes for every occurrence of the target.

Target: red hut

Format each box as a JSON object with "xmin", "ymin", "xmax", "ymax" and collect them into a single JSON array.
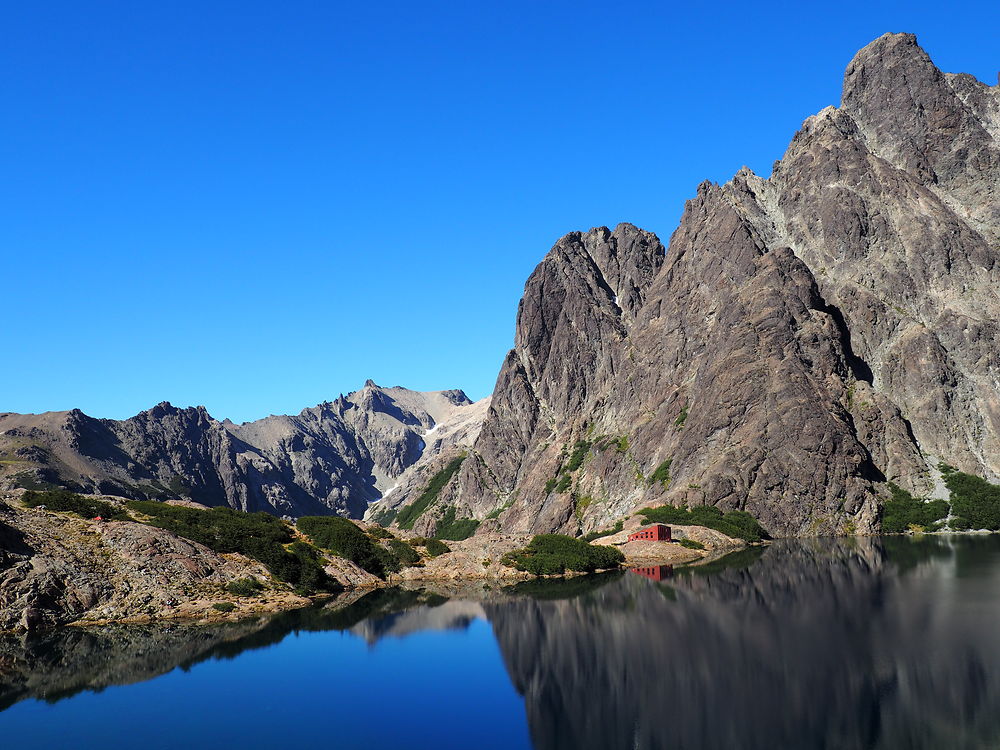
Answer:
[{"xmin": 627, "ymin": 524, "xmax": 671, "ymax": 542}]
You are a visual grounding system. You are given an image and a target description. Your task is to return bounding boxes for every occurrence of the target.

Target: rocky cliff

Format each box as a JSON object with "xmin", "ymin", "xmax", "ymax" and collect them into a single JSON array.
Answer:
[
  {"xmin": 387, "ymin": 33, "xmax": 999, "ymax": 537},
  {"xmin": 0, "ymin": 382, "xmax": 486, "ymax": 517}
]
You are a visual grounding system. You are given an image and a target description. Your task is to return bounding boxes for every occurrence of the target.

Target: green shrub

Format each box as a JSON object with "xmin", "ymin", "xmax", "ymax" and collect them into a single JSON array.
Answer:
[
  {"xmin": 23, "ymin": 490, "xmax": 129, "ymax": 520},
  {"xmin": 225, "ymin": 578, "xmax": 264, "ymax": 597},
  {"xmin": 677, "ymin": 538, "xmax": 705, "ymax": 550},
  {"xmin": 387, "ymin": 539, "xmax": 421, "ymax": 567},
  {"xmin": 396, "ymin": 454, "xmax": 467, "ymax": 530},
  {"xmin": 212, "ymin": 602, "xmax": 236, "ymax": 613},
  {"xmin": 544, "ymin": 478, "xmax": 557, "ymax": 494},
  {"xmin": 412, "ymin": 537, "xmax": 451, "ymax": 556},
  {"xmin": 614, "ymin": 436, "xmax": 629, "ymax": 454},
  {"xmin": 367, "ymin": 526, "xmax": 394, "ymax": 540},
  {"xmin": 369, "ymin": 508, "xmax": 397, "ymax": 526},
  {"xmin": 555, "ymin": 474, "xmax": 572, "ymax": 493},
  {"xmin": 649, "ymin": 459, "xmax": 672, "ymax": 488},
  {"xmin": 581, "ymin": 520, "xmax": 623, "ymax": 542},
  {"xmin": 639, "ymin": 504, "xmax": 768, "ymax": 542},
  {"xmin": 502, "ymin": 534, "xmax": 625, "ymax": 576},
  {"xmin": 434, "ymin": 506, "xmax": 479, "ymax": 541},
  {"xmin": 944, "ymin": 471, "xmax": 1000, "ymax": 531},
  {"xmin": 881, "ymin": 483, "xmax": 949, "ymax": 534},
  {"xmin": 126, "ymin": 501, "xmax": 335, "ymax": 593},
  {"xmin": 565, "ymin": 440, "xmax": 592, "ymax": 472},
  {"xmin": 297, "ymin": 516, "xmax": 398, "ymax": 578},
  {"xmin": 674, "ymin": 405, "xmax": 689, "ymax": 428}
]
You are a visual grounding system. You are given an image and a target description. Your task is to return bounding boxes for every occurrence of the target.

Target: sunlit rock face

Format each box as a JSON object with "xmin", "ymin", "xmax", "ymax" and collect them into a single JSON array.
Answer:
[
  {"xmin": 400, "ymin": 33, "xmax": 999, "ymax": 537},
  {"xmin": 484, "ymin": 537, "xmax": 1000, "ymax": 750},
  {"xmin": 0, "ymin": 383, "xmax": 486, "ymax": 517}
]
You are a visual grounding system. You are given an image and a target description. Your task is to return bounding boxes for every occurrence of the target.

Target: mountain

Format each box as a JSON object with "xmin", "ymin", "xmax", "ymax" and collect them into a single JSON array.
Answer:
[
  {"xmin": 384, "ymin": 33, "xmax": 1000, "ymax": 537},
  {"xmin": 0, "ymin": 382, "xmax": 487, "ymax": 517}
]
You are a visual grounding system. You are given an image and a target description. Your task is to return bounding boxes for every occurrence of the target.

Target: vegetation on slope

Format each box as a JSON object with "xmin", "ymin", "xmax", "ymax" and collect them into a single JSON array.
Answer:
[
  {"xmin": 395, "ymin": 453, "xmax": 467, "ymax": 530},
  {"xmin": 639, "ymin": 505, "xmax": 768, "ymax": 542},
  {"xmin": 941, "ymin": 465, "xmax": 1000, "ymax": 531},
  {"xmin": 126, "ymin": 501, "xmax": 334, "ymax": 593},
  {"xmin": 433, "ymin": 506, "xmax": 479, "ymax": 540},
  {"xmin": 22, "ymin": 489, "xmax": 129, "ymax": 520},
  {"xmin": 880, "ymin": 483, "xmax": 949, "ymax": 533},
  {"xmin": 296, "ymin": 516, "xmax": 399, "ymax": 578},
  {"xmin": 502, "ymin": 534, "xmax": 625, "ymax": 576}
]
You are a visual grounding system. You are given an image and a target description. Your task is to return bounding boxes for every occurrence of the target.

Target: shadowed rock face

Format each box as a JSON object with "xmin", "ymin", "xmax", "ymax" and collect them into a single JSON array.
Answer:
[
  {"xmin": 395, "ymin": 33, "xmax": 999, "ymax": 537},
  {"xmin": 0, "ymin": 383, "xmax": 484, "ymax": 517}
]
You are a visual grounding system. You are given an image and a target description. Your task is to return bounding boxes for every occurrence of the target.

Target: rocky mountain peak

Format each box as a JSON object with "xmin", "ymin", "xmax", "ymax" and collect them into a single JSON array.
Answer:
[{"xmin": 380, "ymin": 32, "xmax": 1000, "ymax": 539}]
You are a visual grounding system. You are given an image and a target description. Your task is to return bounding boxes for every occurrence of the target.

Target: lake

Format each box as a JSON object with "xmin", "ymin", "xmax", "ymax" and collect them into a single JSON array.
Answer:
[{"xmin": 3, "ymin": 535, "xmax": 1000, "ymax": 749}]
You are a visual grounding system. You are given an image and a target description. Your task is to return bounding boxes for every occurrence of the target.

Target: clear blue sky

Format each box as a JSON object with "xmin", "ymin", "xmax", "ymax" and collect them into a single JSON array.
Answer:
[{"xmin": 3, "ymin": 1, "xmax": 997, "ymax": 423}]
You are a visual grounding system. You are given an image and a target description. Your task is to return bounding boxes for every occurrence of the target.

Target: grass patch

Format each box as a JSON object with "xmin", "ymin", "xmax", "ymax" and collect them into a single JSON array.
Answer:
[
  {"xmin": 434, "ymin": 506, "xmax": 479, "ymax": 541},
  {"xmin": 212, "ymin": 602, "xmax": 236, "ymax": 613},
  {"xmin": 881, "ymin": 483, "xmax": 949, "ymax": 534},
  {"xmin": 674, "ymin": 405, "xmax": 689, "ymax": 428},
  {"xmin": 501, "ymin": 534, "xmax": 625, "ymax": 576},
  {"xmin": 639, "ymin": 504, "xmax": 768, "ymax": 543},
  {"xmin": 396, "ymin": 454, "xmax": 467, "ymax": 530},
  {"xmin": 23, "ymin": 489, "xmax": 129, "ymax": 520}
]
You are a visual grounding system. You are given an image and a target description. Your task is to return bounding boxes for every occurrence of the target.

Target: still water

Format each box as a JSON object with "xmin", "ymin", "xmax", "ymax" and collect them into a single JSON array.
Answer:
[{"xmin": 3, "ymin": 536, "xmax": 1000, "ymax": 750}]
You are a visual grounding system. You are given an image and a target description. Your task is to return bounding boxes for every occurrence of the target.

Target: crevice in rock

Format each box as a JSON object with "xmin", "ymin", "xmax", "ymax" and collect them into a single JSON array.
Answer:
[{"xmin": 822, "ymin": 303, "xmax": 874, "ymax": 384}]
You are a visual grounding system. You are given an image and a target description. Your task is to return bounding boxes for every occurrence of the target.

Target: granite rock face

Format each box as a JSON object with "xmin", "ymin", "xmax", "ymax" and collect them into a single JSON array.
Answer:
[
  {"xmin": 0, "ymin": 383, "xmax": 485, "ymax": 518},
  {"xmin": 388, "ymin": 33, "xmax": 999, "ymax": 537}
]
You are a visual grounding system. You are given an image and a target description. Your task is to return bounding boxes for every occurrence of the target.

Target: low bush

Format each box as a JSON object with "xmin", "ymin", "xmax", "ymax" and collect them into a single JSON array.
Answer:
[
  {"xmin": 881, "ymin": 483, "xmax": 949, "ymax": 534},
  {"xmin": 297, "ymin": 516, "xmax": 397, "ymax": 578},
  {"xmin": 555, "ymin": 474, "xmax": 572, "ymax": 493},
  {"xmin": 23, "ymin": 490, "xmax": 128, "ymax": 520},
  {"xmin": 581, "ymin": 520, "xmax": 623, "ymax": 542},
  {"xmin": 502, "ymin": 534, "xmax": 625, "ymax": 576},
  {"xmin": 225, "ymin": 578, "xmax": 265, "ymax": 597},
  {"xmin": 677, "ymin": 538, "xmax": 705, "ymax": 550},
  {"xmin": 387, "ymin": 539, "xmax": 421, "ymax": 567},
  {"xmin": 639, "ymin": 504, "xmax": 768, "ymax": 542},
  {"xmin": 412, "ymin": 537, "xmax": 451, "ymax": 556},
  {"xmin": 212, "ymin": 602, "xmax": 236, "ymax": 613},
  {"xmin": 434, "ymin": 506, "xmax": 479, "ymax": 541},
  {"xmin": 396, "ymin": 454, "xmax": 467, "ymax": 530},
  {"xmin": 367, "ymin": 526, "xmax": 395, "ymax": 540},
  {"xmin": 565, "ymin": 441, "xmax": 592, "ymax": 472},
  {"xmin": 127, "ymin": 501, "xmax": 334, "ymax": 593},
  {"xmin": 943, "ymin": 469, "xmax": 1000, "ymax": 531},
  {"xmin": 649, "ymin": 460, "xmax": 672, "ymax": 488}
]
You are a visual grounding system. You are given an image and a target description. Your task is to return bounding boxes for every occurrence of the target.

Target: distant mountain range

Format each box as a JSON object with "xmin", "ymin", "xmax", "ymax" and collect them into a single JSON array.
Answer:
[
  {"xmin": 0, "ymin": 382, "xmax": 488, "ymax": 517},
  {"xmin": 4, "ymin": 33, "xmax": 998, "ymax": 537}
]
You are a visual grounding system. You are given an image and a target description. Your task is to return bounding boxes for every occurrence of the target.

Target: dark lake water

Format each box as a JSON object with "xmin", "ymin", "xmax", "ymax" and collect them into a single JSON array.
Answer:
[{"xmin": 3, "ymin": 535, "xmax": 1000, "ymax": 749}]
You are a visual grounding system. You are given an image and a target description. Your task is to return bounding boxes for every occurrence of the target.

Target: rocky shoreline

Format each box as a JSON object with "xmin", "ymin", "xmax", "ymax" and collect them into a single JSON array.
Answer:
[{"xmin": 0, "ymin": 489, "xmax": 747, "ymax": 633}]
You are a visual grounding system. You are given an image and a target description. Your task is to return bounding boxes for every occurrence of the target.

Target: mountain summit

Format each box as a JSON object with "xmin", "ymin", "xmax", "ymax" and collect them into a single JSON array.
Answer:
[{"xmin": 384, "ymin": 33, "xmax": 999, "ymax": 537}]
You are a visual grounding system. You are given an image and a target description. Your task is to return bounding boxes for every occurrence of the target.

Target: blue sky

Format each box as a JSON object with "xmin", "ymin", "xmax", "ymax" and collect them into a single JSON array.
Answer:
[{"xmin": 3, "ymin": 1, "xmax": 997, "ymax": 422}]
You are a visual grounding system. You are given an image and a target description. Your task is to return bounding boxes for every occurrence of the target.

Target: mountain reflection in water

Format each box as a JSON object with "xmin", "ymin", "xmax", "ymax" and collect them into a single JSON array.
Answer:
[{"xmin": 3, "ymin": 536, "xmax": 1000, "ymax": 750}]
